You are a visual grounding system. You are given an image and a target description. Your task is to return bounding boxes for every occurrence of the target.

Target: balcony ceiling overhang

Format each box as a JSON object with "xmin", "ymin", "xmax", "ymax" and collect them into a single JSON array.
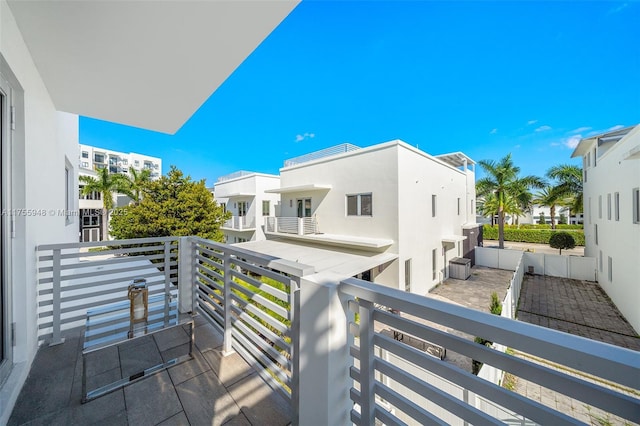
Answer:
[
  {"xmin": 442, "ymin": 235, "xmax": 467, "ymax": 244},
  {"xmin": 235, "ymin": 239, "xmax": 398, "ymax": 278},
  {"xmin": 7, "ymin": 0, "xmax": 299, "ymax": 134},
  {"xmin": 264, "ymin": 184, "xmax": 332, "ymax": 194}
]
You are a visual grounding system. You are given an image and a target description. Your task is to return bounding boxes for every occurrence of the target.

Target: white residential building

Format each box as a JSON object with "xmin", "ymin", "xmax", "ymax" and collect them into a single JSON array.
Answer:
[
  {"xmin": 0, "ymin": 1, "xmax": 297, "ymax": 421},
  {"xmin": 213, "ymin": 171, "xmax": 280, "ymax": 243},
  {"xmin": 239, "ymin": 142, "xmax": 480, "ymax": 295},
  {"xmin": 571, "ymin": 125, "xmax": 640, "ymax": 333},
  {"xmin": 78, "ymin": 145, "xmax": 162, "ymax": 241}
]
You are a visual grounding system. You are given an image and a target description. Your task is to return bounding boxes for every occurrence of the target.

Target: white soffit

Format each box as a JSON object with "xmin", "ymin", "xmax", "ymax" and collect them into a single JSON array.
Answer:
[
  {"xmin": 7, "ymin": 0, "xmax": 299, "ymax": 134},
  {"xmin": 264, "ymin": 184, "xmax": 332, "ymax": 193}
]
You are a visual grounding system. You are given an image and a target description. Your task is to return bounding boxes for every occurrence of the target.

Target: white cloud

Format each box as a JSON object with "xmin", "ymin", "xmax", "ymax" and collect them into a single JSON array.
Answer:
[
  {"xmin": 564, "ymin": 134, "xmax": 582, "ymax": 149},
  {"xmin": 607, "ymin": 2, "xmax": 628, "ymax": 15},
  {"xmin": 514, "ymin": 144, "xmax": 521, "ymax": 149},
  {"xmin": 527, "ymin": 120, "xmax": 538, "ymax": 125},
  {"xmin": 535, "ymin": 125, "xmax": 552, "ymax": 132},
  {"xmin": 489, "ymin": 128, "xmax": 498, "ymax": 134},
  {"xmin": 569, "ymin": 126, "xmax": 591, "ymax": 133},
  {"xmin": 607, "ymin": 124, "xmax": 625, "ymax": 131},
  {"xmin": 294, "ymin": 132, "xmax": 316, "ymax": 143}
]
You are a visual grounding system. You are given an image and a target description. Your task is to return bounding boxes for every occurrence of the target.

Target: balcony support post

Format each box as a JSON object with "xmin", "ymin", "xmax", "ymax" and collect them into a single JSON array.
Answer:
[
  {"xmin": 222, "ymin": 251, "xmax": 234, "ymax": 355},
  {"xmin": 178, "ymin": 237, "xmax": 195, "ymax": 314},
  {"xmin": 297, "ymin": 217, "xmax": 304, "ymax": 235},
  {"xmin": 49, "ymin": 248, "xmax": 65, "ymax": 346},
  {"xmin": 295, "ymin": 273, "xmax": 351, "ymax": 426},
  {"xmin": 358, "ymin": 299, "xmax": 376, "ymax": 424}
]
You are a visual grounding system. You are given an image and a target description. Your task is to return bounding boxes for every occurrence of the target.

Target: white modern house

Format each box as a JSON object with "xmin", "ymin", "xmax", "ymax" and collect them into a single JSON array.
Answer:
[
  {"xmin": 239, "ymin": 142, "xmax": 481, "ymax": 295},
  {"xmin": 214, "ymin": 171, "xmax": 280, "ymax": 243},
  {"xmin": 0, "ymin": 0, "xmax": 298, "ymax": 421},
  {"xmin": 78, "ymin": 144, "xmax": 162, "ymax": 241},
  {"xmin": 571, "ymin": 124, "xmax": 640, "ymax": 333}
]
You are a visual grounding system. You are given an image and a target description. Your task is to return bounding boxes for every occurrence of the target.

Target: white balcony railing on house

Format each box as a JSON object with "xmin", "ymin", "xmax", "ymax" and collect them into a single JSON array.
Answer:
[
  {"xmin": 222, "ymin": 215, "xmax": 256, "ymax": 231},
  {"xmin": 265, "ymin": 216, "xmax": 317, "ymax": 235},
  {"xmin": 283, "ymin": 143, "xmax": 361, "ymax": 167},
  {"xmin": 36, "ymin": 236, "xmax": 640, "ymax": 426},
  {"xmin": 216, "ymin": 170, "xmax": 254, "ymax": 183}
]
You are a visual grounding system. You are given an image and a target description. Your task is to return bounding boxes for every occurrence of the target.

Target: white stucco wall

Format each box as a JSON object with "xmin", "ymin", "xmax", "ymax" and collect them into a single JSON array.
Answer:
[
  {"xmin": 1, "ymin": 2, "xmax": 79, "ymax": 421},
  {"xmin": 581, "ymin": 126, "xmax": 640, "ymax": 332}
]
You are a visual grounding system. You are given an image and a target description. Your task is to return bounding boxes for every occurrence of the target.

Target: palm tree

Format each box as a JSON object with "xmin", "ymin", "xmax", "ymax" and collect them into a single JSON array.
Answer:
[
  {"xmin": 125, "ymin": 168, "xmax": 152, "ymax": 204},
  {"xmin": 533, "ymin": 186, "xmax": 561, "ymax": 229},
  {"xmin": 546, "ymin": 164, "xmax": 583, "ymax": 214},
  {"xmin": 80, "ymin": 168, "xmax": 131, "ymax": 240},
  {"xmin": 476, "ymin": 154, "xmax": 544, "ymax": 248},
  {"xmin": 478, "ymin": 192, "xmax": 521, "ymax": 226}
]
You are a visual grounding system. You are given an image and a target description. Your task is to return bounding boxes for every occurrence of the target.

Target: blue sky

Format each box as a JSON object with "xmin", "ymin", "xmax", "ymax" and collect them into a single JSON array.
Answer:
[{"xmin": 80, "ymin": 1, "xmax": 640, "ymax": 186}]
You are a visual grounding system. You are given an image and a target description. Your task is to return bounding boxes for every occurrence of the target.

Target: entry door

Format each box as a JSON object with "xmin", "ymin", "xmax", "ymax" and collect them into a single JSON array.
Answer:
[
  {"xmin": 297, "ymin": 198, "xmax": 311, "ymax": 218},
  {"xmin": 237, "ymin": 201, "xmax": 247, "ymax": 217},
  {"xmin": 0, "ymin": 74, "xmax": 12, "ymax": 383}
]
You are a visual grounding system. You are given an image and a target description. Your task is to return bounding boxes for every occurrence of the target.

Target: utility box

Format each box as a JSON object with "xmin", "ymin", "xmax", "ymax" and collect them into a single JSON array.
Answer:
[{"xmin": 449, "ymin": 257, "xmax": 471, "ymax": 280}]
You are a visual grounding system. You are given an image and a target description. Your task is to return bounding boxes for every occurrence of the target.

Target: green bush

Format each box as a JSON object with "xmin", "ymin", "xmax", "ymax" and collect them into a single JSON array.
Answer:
[
  {"xmin": 483, "ymin": 225, "xmax": 584, "ymax": 246},
  {"xmin": 490, "ymin": 292, "xmax": 502, "ymax": 315},
  {"xmin": 549, "ymin": 232, "xmax": 576, "ymax": 255},
  {"xmin": 501, "ymin": 224, "xmax": 582, "ymax": 230}
]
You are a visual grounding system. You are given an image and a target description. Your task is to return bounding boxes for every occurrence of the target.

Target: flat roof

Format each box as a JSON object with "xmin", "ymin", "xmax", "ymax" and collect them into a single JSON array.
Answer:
[
  {"xmin": 235, "ymin": 239, "xmax": 398, "ymax": 278},
  {"xmin": 434, "ymin": 152, "xmax": 476, "ymax": 168}
]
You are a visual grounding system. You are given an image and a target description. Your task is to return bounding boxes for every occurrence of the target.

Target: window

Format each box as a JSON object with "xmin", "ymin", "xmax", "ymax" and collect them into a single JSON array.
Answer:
[
  {"xmin": 599, "ymin": 250, "xmax": 603, "ymax": 272},
  {"xmin": 298, "ymin": 198, "xmax": 312, "ymax": 217},
  {"xmin": 431, "ymin": 194, "xmax": 437, "ymax": 217},
  {"xmin": 593, "ymin": 148, "xmax": 597, "ymax": 167},
  {"xmin": 607, "ymin": 193, "xmax": 611, "ymax": 220},
  {"xmin": 608, "ymin": 256, "xmax": 613, "ymax": 281},
  {"xmin": 81, "ymin": 151, "xmax": 89, "ymax": 159},
  {"xmin": 94, "ymin": 153, "xmax": 105, "ymax": 163},
  {"xmin": 598, "ymin": 195, "xmax": 602, "ymax": 219},
  {"xmin": 594, "ymin": 224, "xmax": 598, "ymax": 245},
  {"xmin": 347, "ymin": 193, "xmax": 372, "ymax": 216},
  {"xmin": 221, "ymin": 203, "xmax": 226, "ymax": 213},
  {"xmin": 81, "ymin": 161, "xmax": 88, "ymax": 168},
  {"xmin": 262, "ymin": 200, "xmax": 270, "ymax": 216},
  {"xmin": 588, "ymin": 197, "xmax": 592, "ymax": 224},
  {"xmin": 238, "ymin": 201, "xmax": 247, "ymax": 217},
  {"xmin": 404, "ymin": 259, "xmax": 411, "ymax": 292},
  {"xmin": 614, "ymin": 192, "xmax": 620, "ymax": 221},
  {"xmin": 457, "ymin": 198, "xmax": 461, "ymax": 215},
  {"xmin": 633, "ymin": 188, "xmax": 640, "ymax": 224},
  {"xmin": 134, "ymin": 160, "xmax": 140, "ymax": 166},
  {"xmin": 432, "ymin": 249, "xmax": 437, "ymax": 280}
]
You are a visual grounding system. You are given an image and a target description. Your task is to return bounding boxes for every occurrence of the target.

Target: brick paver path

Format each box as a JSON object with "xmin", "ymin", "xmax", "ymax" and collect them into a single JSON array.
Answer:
[{"xmin": 518, "ymin": 275, "xmax": 640, "ymax": 350}]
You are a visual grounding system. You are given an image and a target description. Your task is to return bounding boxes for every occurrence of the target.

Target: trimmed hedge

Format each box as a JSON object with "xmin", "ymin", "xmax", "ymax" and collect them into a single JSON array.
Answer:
[
  {"xmin": 483, "ymin": 225, "xmax": 584, "ymax": 246},
  {"xmin": 503, "ymin": 224, "xmax": 583, "ymax": 230}
]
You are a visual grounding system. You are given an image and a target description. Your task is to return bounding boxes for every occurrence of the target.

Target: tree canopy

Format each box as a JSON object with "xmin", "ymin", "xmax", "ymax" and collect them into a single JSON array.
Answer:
[
  {"xmin": 549, "ymin": 232, "xmax": 576, "ymax": 255},
  {"xmin": 110, "ymin": 166, "xmax": 229, "ymax": 241}
]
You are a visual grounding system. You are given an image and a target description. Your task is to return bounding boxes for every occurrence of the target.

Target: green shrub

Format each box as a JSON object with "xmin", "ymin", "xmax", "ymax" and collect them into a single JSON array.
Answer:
[
  {"xmin": 549, "ymin": 232, "xmax": 576, "ymax": 255},
  {"xmin": 490, "ymin": 292, "xmax": 502, "ymax": 315},
  {"xmin": 483, "ymin": 225, "xmax": 584, "ymax": 246}
]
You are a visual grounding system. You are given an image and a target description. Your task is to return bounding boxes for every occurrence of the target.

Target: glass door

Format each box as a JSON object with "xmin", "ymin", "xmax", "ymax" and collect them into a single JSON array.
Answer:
[
  {"xmin": 0, "ymin": 76, "xmax": 12, "ymax": 384},
  {"xmin": 297, "ymin": 198, "xmax": 311, "ymax": 218}
]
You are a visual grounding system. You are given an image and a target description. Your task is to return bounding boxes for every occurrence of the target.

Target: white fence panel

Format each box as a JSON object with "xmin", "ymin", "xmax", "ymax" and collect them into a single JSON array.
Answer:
[
  {"xmin": 544, "ymin": 255, "xmax": 569, "ymax": 277},
  {"xmin": 475, "ymin": 247, "xmax": 499, "ymax": 268},
  {"xmin": 569, "ymin": 256, "xmax": 597, "ymax": 281},
  {"xmin": 498, "ymin": 250, "xmax": 523, "ymax": 271},
  {"xmin": 523, "ymin": 252, "xmax": 545, "ymax": 275}
]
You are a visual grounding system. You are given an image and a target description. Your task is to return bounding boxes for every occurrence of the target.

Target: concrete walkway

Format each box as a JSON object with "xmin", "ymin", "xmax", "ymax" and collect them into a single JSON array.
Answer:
[{"xmin": 8, "ymin": 315, "xmax": 291, "ymax": 425}]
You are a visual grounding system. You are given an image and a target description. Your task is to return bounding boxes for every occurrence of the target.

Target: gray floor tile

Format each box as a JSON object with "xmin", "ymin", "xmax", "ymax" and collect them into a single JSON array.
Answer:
[
  {"xmin": 124, "ymin": 371, "xmax": 183, "ymax": 426},
  {"xmin": 69, "ymin": 389, "xmax": 126, "ymax": 424},
  {"xmin": 227, "ymin": 373, "xmax": 291, "ymax": 426},
  {"xmin": 157, "ymin": 411, "xmax": 190, "ymax": 426},
  {"xmin": 194, "ymin": 323, "xmax": 224, "ymax": 352},
  {"xmin": 119, "ymin": 337, "xmax": 163, "ymax": 378},
  {"xmin": 203, "ymin": 350, "xmax": 254, "ymax": 388},
  {"xmin": 222, "ymin": 412, "xmax": 252, "ymax": 426},
  {"xmin": 154, "ymin": 325, "xmax": 192, "ymax": 352},
  {"xmin": 84, "ymin": 345, "xmax": 120, "ymax": 376},
  {"xmin": 176, "ymin": 370, "xmax": 241, "ymax": 426},
  {"xmin": 164, "ymin": 343, "xmax": 210, "ymax": 386}
]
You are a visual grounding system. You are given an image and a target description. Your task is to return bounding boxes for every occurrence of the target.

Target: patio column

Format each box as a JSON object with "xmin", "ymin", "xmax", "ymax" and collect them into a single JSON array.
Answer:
[{"xmin": 295, "ymin": 272, "xmax": 352, "ymax": 426}]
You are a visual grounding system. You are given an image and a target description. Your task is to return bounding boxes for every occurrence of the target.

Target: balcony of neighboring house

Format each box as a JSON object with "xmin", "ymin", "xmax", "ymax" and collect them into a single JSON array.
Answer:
[
  {"xmin": 7, "ymin": 236, "xmax": 639, "ymax": 425},
  {"xmin": 222, "ymin": 215, "xmax": 256, "ymax": 232}
]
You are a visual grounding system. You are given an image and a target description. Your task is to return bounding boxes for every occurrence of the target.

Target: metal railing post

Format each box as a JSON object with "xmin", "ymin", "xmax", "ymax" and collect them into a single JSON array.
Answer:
[
  {"xmin": 359, "ymin": 299, "xmax": 376, "ymax": 425},
  {"xmin": 290, "ymin": 277, "xmax": 301, "ymax": 426},
  {"xmin": 222, "ymin": 250, "xmax": 233, "ymax": 355},
  {"xmin": 50, "ymin": 248, "xmax": 65, "ymax": 346}
]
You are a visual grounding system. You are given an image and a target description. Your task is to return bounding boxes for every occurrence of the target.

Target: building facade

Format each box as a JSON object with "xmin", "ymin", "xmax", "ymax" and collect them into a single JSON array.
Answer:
[
  {"xmin": 571, "ymin": 125, "xmax": 640, "ymax": 333},
  {"xmin": 78, "ymin": 144, "xmax": 162, "ymax": 241},
  {"xmin": 213, "ymin": 171, "xmax": 280, "ymax": 243},
  {"xmin": 251, "ymin": 142, "xmax": 480, "ymax": 295}
]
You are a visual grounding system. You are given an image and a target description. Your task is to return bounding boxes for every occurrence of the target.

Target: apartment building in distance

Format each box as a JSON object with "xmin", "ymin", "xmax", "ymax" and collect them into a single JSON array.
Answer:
[
  {"xmin": 78, "ymin": 144, "xmax": 162, "ymax": 241},
  {"xmin": 571, "ymin": 124, "xmax": 640, "ymax": 333},
  {"xmin": 236, "ymin": 142, "xmax": 481, "ymax": 295},
  {"xmin": 213, "ymin": 171, "xmax": 280, "ymax": 243}
]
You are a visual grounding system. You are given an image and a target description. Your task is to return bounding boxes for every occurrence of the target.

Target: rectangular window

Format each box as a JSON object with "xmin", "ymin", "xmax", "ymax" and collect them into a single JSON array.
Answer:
[
  {"xmin": 607, "ymin": 193, "xmax": 611, "ymax": 220},
  {"xmin": 262, "ymin": 200, "xmax": 270, "ymax": 216},
  {"xmin": 94, "ymin": 153, "xmax": 105, "ymax": 163},
  {"xmin": 614, "ymin": 192, "xmax": 620, "ymax": 221},
  {"xmin": 432, "ymin": 249, "xmax": 437, "ymax": 281},
  {"xmin": 346, "ymin": 193, "xmax": 372, "ymax": 216},
  {"xmin": 588, "ymin": 197, "xmax": 592, "ymax": 224},
  {"xmin": 431, "ymin": 194, "xmax": 437, "ymax": 217},
  {"xmin": 608, "ymin": 256, "xmax": 613, "ymax": 282},
  {"xmin": 81, "ymin": 151, "xmax": 89, "ymax": 159},
  {"xmin": 404, "ymin": 259, "xmax": 411, "ymax": 292},
  {"xmin": 633, "ymin": 188, "xmax": 640, "ymax": 224},
  {"xmin": 594, "ymin": 224, "xmax": 598, "ymax": 245},
  {"xmin": 238, "ymin": 201, "xmax": 247, "ymax": 217},
  {"xmin": 221, "ymin": 203, "xmax": 226, "ymax": 213},
  {"xmin": 457, "ymin": 198, "xmax": 461, "ymax": 215},
  {"xmin": 598, "ymin": 195, "xmax": 602, "ymax": 219},
  {"xmin": 593, "ymin": 148, "xmax": 597, "ymax": 166},
  {"xmin": 81, "ymin": 161, "xmax": 88, "ymax": 168},
  {"xmin": 599, "ymin": 250, "xmax": 603, "ymax": 272}
]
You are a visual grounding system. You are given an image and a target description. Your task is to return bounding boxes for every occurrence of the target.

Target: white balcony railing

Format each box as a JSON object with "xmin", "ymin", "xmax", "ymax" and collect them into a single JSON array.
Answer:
[
  {"xmin": 35, "ymin": 237, "xmax": 639, "ymax": 426},
  {"xmin": 265, "ymin": 216, "xmax": 317, "ymax": 235},
  {"xmin": 222, "ymin": 215, "xmax": 256, "ymax": 231}
]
